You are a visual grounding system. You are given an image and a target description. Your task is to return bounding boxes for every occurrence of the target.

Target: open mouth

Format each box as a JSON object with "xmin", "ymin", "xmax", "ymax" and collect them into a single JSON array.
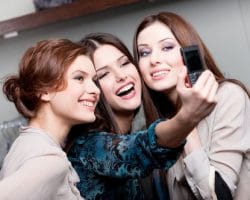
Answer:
[{"xmin": 116, "ymin": 83, "xmax": 135, "ymax": 97}]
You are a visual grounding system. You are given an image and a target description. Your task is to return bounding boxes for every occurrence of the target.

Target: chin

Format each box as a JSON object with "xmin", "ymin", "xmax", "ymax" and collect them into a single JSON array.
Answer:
[
  {"xmin": 75, "ymin": 115, "xmax": 96, "ymax": 124},
  {"xmin": 125, "ymin": 104, "xmax": 141, "ymax": 111},
  {"xmin": 150, "ymin": 83, "xmax": 174, "ymax": 92},
  {"xmin": 87, "ymin": 115, "xmax": 96, "ymax": 123}
]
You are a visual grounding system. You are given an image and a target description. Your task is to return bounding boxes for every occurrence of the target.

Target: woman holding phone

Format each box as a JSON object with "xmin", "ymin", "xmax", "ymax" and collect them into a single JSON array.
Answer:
[{"xmin": 133, "ymin": 11, "xmax": 250, "ymax": 200}]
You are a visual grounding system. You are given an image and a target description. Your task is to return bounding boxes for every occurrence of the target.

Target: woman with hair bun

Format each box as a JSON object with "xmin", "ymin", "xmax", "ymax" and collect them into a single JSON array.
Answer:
[{"xmin": 0, "ymin": 39, "xmax": 100, "ymax": 200}]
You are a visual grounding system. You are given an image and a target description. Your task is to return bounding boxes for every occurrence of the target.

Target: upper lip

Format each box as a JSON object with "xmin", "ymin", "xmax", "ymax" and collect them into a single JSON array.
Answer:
[
  {"xmin": 115, "ymin": 81, "xmax": 135, "ymax": 95},
  {"xmin": 150, "ymin": 68, "xmax": 170, "ymax": 76},
  {"xmin": 79, "ymin": 97, "xmax": 98, "ymax": 104}
]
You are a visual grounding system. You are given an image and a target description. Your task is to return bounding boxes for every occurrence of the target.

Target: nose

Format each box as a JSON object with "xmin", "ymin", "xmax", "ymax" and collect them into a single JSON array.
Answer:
[
  {"xmin": 150, "ymin": 50, "xmax": 161, "ymax": 66},
  {"xmin": 114, "ymin": 69, "xmax": 127, "ymax": 82},
  {"xmin": 88, "ymin": 80, "xmax": 101, "ymax": 96}
]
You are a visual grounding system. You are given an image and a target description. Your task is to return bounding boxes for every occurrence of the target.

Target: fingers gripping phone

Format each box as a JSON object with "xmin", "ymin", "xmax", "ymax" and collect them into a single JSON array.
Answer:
[{"xmin": 180, "ymin": 45, "xmax": 205, "ymax": 86}]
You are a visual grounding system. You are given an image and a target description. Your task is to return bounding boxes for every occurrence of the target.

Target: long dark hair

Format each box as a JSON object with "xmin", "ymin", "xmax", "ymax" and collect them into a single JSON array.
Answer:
[
  {"xmin": 85, "ymin": 33, "xmax": 158, "ymax": 132},
  {"xmin": 133, "ymin": 11, "xmax": 249, "ymax": 119},
  {"xmin": 65, "ymin": 33, "xmax": 158, "ymax": 151},
  {"xmin": 77, "ymin": 33, "xmax": 159, "ymax": 134}
]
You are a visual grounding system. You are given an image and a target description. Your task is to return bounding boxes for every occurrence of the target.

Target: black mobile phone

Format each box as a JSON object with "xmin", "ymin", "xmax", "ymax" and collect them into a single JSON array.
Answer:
[{"xmin": 180, "ymin": 45, "xmax": 205, "ymax": 86}]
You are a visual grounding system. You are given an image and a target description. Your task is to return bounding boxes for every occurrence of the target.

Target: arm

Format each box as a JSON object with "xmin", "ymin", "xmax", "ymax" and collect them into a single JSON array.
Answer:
[
  {"xmin": 0, "ymin": 155, "xmax": 77, "ymax": 200},
  {"xmin": 182, "ymin": 83, "xmax": 249, "ymax": 199},
  {"xmin": 69, "ymin": 120, "xmax": 184, "ymax": 179},
  {"xmin": 68, "ymin": 69, "xmax": 217, "ymax": 178}
]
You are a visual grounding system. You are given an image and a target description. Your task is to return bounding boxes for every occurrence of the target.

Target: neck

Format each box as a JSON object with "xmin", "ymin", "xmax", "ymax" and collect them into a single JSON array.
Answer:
[
  {"xmin": 29, "ymin": 107, "xmax": 71, "ymax": 147},
  {"xmin": 113, "ymin": 110, "xmax": 135, "ymax": 134},
  {"xmin": 162, "ymin": 88, "xmax": 178, "ymax": 106}
]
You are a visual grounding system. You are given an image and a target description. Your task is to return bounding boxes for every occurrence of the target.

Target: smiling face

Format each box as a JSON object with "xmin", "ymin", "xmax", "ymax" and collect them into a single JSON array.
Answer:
[
  {"xmin": 93, "ymin": 44, "xmax": 142, "ymax": 115},
  {"xmin": 137, "ymin": 21, "xmax": 185, "ymax": 93},
  {"xmin": 45, "ymin": 55, "xmax": 100, "ymax": 126}
]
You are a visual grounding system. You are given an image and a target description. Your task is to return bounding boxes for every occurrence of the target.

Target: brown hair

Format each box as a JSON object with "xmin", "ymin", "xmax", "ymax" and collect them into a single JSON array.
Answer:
[
  {"xmin": 79, "ymin": 33, "xmax": 159, "ymax": 133},
  {"xmin": 3, "ymin": 39, "xmax": 90, "ymax": 118},
  {"xmin": 133, "ymin": 12, "xmax": 249, "ymax": 118}
]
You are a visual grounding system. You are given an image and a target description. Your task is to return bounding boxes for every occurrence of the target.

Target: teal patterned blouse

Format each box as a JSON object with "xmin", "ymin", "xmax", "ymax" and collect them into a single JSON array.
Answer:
[{"xmin": 68, "ymin": 120, "xmax": 184, "ymax": 200}]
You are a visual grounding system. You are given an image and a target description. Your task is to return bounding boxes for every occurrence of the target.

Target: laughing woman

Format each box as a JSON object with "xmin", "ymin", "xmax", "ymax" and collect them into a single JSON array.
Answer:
[
  {"xmin": 67, "ymin": 33, "xmax": 218, "ymax": 200},
  {"xmin": 133, "ymin": 11, "xmax": 250, "ymax": 200}
]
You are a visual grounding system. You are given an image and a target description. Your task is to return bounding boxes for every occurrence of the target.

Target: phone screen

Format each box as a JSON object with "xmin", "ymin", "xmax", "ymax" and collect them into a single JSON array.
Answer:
[
  {"xmin": 180, "ymin": 45, "xmax": 205, "ymax": 85},
  {"xmin": 184, "ymin": 48, "xmax": 203, "ymax": 72}
]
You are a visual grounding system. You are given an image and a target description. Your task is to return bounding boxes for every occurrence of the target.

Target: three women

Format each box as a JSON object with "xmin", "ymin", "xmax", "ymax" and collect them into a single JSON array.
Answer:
[{"xmin": 68, "ymin": 32, "xmax": 217, "ymax": 199}]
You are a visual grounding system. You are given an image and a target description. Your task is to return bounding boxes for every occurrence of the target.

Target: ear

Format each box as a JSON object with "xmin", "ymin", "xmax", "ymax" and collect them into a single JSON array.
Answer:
[{"xmin": 40, "ymin": 91, "xmax": 51, "ymax": 102}]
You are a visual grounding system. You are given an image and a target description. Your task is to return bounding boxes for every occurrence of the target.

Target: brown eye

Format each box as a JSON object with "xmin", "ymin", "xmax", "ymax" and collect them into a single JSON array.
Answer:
[{"xmin": 75, "ymin": 76, "xmax": 84, "ymax": 81}]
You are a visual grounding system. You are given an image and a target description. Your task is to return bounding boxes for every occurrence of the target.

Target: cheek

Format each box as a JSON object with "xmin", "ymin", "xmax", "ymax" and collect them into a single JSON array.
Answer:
[
  {"xmin": 171, "ymin": 65, "xmax": 183, "ymax": 81},
  {"xmin": 167, "ymin": 50, "xmax": 184, "ymax": 67},
  {"xmin": 138, "ymin": 58, "xmax": 149, "ymax": 71},
  {"xmin": 138, "ymin": 62, "xmax": 149, "ymax": 78},
  {"xmin": 129, "ymin": 67, "xmax": 142, "ymax": 82},
  {"xmin": 176, "ymin": 49, "xmax": 185, "ymax": 66},
  {"xmin": 99, "ymin": 81, "xmax": 113, "ymax": 97},
  {"xmin": 138, "ymin": 69, "xmax": 150, "ymax": 85},
  {"xmin": 63, "ymin": 85, "xmax": 78, "ymax": 97},
  {"xmin": 134, "ymin": 73, "xmax": 142, "ymax": 90}
]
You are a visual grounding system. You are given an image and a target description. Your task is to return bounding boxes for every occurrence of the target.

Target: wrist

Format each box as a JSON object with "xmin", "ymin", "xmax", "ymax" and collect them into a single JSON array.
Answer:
[{"xmin": 175, "ymin": 107, "xmax": 197, "ymax": 128}]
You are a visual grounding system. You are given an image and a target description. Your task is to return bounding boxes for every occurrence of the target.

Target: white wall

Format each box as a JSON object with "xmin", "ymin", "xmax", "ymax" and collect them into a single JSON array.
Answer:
[
  {"xmin": 0, "ymin": 0, "xmax": 249, "ymax": 122},
  {"xmin": 0, "ymin": 0, "xmax": 35, "ymax": 21}
]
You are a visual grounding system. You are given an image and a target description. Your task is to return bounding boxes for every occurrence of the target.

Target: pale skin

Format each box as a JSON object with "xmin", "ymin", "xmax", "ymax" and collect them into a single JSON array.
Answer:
[
  {"xmin": 93, "ymin": 43, "xmax": 217, "ymax": 148},
  {"xmin": 93, "ymin": 44, "xmax": 142, "ymax": 133},
  {"xmin": 137, "ymin": 21, "xmax": 218, "ymax": 151},
  {"xmin": 0, "ymin": 55, "xmax": 100, "ymax": 198},
  {"xmin": 30, "ymin": 55, "xmax": 100, "ymax": 146}
]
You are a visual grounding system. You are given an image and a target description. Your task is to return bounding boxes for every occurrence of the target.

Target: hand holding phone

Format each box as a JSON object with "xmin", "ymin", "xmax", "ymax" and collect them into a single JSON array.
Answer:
[{"xmin": 180, "ymin": 45, "xmax": 205, "ymax": 86}]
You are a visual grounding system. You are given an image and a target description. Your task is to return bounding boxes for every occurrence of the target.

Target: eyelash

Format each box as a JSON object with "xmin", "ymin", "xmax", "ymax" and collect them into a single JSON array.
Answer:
[
  {"xmin": 93, "ymin": 79, "xmax": 99, "ymax": 85},
  {"xmin": 139, "ymin": 45, "xmax": 174, "ymax": 57},
  {"xmin": 97, "ymin": 72, "xmax": 109, "ymax": 79},
  {"xmin": 163, "ymin": 45, "xmax": 174, "ymax": 51},
  {"xmin": 139, "ymin": 50, "xmax": 150, "ymax": 58},
  {"xmin": 74, "ymin": 75, "xmax": 84, "ymax": 81},
  {"xmin": 121, "ymin": 60, "xmax": 130, "ymax": 67}
]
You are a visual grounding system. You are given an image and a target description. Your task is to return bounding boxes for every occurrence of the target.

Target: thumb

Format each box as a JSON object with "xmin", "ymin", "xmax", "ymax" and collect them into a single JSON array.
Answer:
[{"xmin": 176, "ymin": 66, "xmax": 188, "ymax": 92}]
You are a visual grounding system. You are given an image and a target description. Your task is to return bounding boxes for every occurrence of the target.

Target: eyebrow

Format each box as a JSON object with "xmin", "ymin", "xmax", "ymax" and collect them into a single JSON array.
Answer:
[
  {"xmin": 96, "ymin": 65, "xmax": 108, "ymax": 72},
  {"xmin": 72, "ymin": 69, "xmax": 87, "ymax": 75},
  {"xmin": 96, "ymin": 55, "xmax": 126, "ymax": 72},
  {"xmin": 72, "ymin": 69, "xmax": 98, "ymax": 80},
  {"xmin": 117, "ymin": 55, "xmax": 126, "ymax": 62},
  {"xmin": 138, "ymin": 37, "xmax": 173, "ymax": 47}
]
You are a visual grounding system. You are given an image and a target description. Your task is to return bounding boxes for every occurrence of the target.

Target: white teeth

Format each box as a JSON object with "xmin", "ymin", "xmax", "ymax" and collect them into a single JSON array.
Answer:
[
  {"xmin": 152, "ymin": 71, "xmax": 167, "ymax": 77},
  {"xmin": 82, "ymin": 101, "xmax": 94, "ymax": 107},
  {"xmin": 117, "ymin": 83, "xmax": 133, "ymax": 94}
]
